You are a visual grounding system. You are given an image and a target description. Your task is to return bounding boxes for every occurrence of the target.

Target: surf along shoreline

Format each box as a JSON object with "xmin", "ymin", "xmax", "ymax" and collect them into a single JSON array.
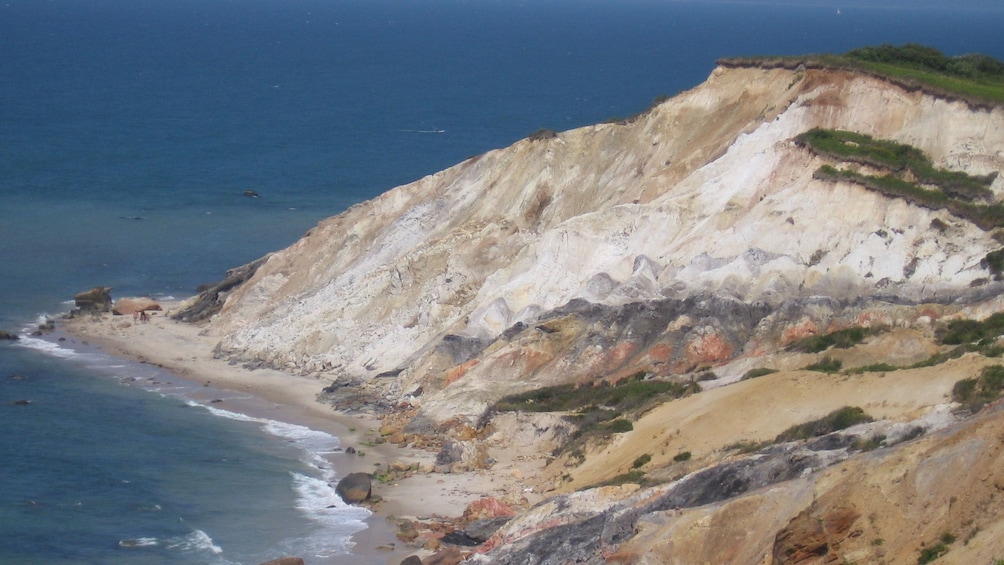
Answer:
[{"xmin": 56, "ymin": 299, "xmax": 500, "ymax": 565}]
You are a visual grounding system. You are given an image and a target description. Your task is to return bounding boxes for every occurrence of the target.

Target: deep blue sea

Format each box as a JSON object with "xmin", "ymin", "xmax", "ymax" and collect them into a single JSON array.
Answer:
[{"xmin": 2, "ymin": 1, "xmax": 1003, "ymax": 563}]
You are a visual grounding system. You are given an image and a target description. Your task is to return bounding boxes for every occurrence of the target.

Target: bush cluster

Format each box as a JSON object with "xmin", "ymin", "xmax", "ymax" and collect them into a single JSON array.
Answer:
[
  {"xmin": 938, "ymin": 312, "xmax": 1004, "ymax": 345},
  {"xmin": 952, "ymin": 365, "xmax": 1004, "ymax": 412},
  {"xmin": 787, "ymin": 325, "xmax": 883, "ymax": 354},
  {"xmin": 774, "ymin": 406, "xmax": 873, "ymax": 443}
]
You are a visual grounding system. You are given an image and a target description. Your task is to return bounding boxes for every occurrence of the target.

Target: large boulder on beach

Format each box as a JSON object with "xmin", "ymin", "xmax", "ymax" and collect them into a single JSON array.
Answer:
[
  {"xmin": 112, "ymin": 297, "xmax": 162, "ymax": 316},
  {"xmin": 334, "ymin": 472, "xmax": 371, "ymax": 504},
  {"xmin": 258, "ymin": 558, "xmax": 304, "ymax": 565},
  {"xmin": 74, "ymin": 287, "xmax": 113, "ymax": 312}
]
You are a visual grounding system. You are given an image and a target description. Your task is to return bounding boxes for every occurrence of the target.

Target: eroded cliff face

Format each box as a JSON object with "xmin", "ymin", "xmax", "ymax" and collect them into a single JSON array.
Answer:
[
  {"xmin": 190, "ymin": 62, "xmax": 1004, "ymax": 563},
  {"xmin": 202, "ymin": 64, "xmax": 1004, "ymax": 423}
]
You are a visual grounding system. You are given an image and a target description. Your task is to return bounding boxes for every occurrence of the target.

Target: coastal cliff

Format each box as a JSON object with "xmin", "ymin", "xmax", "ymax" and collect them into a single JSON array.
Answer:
[{"xmin": 178, "ymin": 52, "xmax": 1004, "ymax": 563}]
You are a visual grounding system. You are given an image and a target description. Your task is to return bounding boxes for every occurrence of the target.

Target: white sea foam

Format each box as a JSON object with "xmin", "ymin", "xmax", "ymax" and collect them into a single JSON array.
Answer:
[
  {"xmin": 118, "ymin": 537, "xmax": 160, "ymax": 548},
  {"xmin": 289, "ymin": 472, "xmax": 369, "ymax": 555},
  {"xmin": 202, "ymin": 404, "xmax": 341, "ymax": 453},
  {"xmin": 13, "ymin": 334, "xmax": 83, "ymax": 359},
  {"xmin": 199, "ymin": 402, "xmax": 368, "ymax": 558},
  {"xmin": 165, "ymin": 529, "xmax": 223, "ymax": 554}
]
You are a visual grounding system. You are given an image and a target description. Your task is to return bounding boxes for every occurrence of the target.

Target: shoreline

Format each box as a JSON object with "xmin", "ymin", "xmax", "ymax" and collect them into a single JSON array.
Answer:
[{"xmin": 57, "ymin": 302, "xmax": 498, "ymax": 565}]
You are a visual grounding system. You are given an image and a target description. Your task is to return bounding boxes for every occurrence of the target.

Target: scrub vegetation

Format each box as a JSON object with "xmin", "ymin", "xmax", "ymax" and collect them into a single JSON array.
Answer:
[{"xmin": 721, "ymin": 43, "xmax": 1004, "ymax": 107}]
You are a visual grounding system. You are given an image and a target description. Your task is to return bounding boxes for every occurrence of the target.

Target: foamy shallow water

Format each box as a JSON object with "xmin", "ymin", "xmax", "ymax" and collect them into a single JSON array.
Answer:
[{"xmin": 4, "ymin": 331, "xmax": 371, "ymax": 564}]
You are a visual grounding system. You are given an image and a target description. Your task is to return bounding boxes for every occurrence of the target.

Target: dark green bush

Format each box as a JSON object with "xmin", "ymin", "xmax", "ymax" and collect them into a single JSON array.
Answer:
[
  {"xmin": 953, "ymin": 365, "xmax": 1004, "ymax": 412},
  {"xmin": 982, "ymin": 248, "xmax": 1004, "ymax": 278},
  {"xmin": 938, "ymin": 312, "xmax": 1004, "ymax": 345},
  {"xmin": 918, "ymin": 542, "xmax": 949, "ymax": 564},
  {"xmin": 788, "ymin": 326, "xmax": 878, "ymax": 353},
  {"xmin": 845, "ymin": 362, "xmax": 900, "ymax": 375},
  {"xmin": 742, "ymin": 367, "xmax": 779, "ymax": 380},
  {"xmin": 775, "ymin": 406, "xmax": 873, "ymax": 443},
  {"xmin": 673, "ymin": 451, "xmax": 692, "ymax": 462},
  {"xmin": 631, "ymin": 453, "xmax": 651, "ymax": 469},
  {"xmin": 803, "ymin": 356, "xmax": 843, "ymax": 373},
  {"xmin": 605, "ymin": 419, "xmax": 634, "ymax": 433}
]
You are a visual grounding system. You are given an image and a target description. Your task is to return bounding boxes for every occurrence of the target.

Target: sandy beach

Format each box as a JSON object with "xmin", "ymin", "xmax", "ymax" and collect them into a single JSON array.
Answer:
[{"xmin": 59, "ymin": 301, "xmax": 502, "ymax": 565}]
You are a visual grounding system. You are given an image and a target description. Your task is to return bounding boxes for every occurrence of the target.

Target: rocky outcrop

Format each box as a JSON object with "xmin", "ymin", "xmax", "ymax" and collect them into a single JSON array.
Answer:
[
  {"xmin": 172, "ymin": 256, "xmax": 269, "ymax": 323},
  {"xmin": 74, "ymin": 287, "xmax": 112, "ymax": 313}
]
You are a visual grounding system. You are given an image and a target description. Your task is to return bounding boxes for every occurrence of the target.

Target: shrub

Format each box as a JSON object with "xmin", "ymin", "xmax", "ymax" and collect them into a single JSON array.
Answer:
[
  {"xmin": 845, "ymin": 362, "xmax": 899, "ymax": 375},
  {"xmin": 605, "ymin": 419, "xmax": 634, "ymax": 433},
  {"xmin": 788, "ymin": 326, "xmax": 870, "ymax": 353},
  {"xmin": 528, "ymin": 128, "xmax": 557, "ymax": 141},
  {"xmin": 742, "ymin": 367, "xmax": 779, "ymax": 380},
  {"xmin": 632, "ymin": 453, "xmax": 651, "ymax": 469},
  {"xmin": 983, "ymin": 248, "xmax": 1004, "ymax": 278},
  {"xmin": 597, "ymin": 469, "xmax": 646, "ymax": 487},
  {"xmin": 775, "ymin": 406, "xmax": 873, "ymax": 443},
  {"xmin": 723, "ymin": 439, "xmax": 767, "ymax": 454},
  {"xmin": 673, "ymin": 451, "xmax": 692, "ymax": 462},
  {"xmin": 803, "ymin": 356, "xmax": 843, "ymax": 373},
  {"xmin": 918, "ymin": 542, "xmax": 949, "ymax": 564},
  {"xmin": 952, "ymin": 365, "xmax": 1004, "ymax": 412},
  {"xmin": 938, "ymin": 312, "xmax": 1004, "ymax": 345}
]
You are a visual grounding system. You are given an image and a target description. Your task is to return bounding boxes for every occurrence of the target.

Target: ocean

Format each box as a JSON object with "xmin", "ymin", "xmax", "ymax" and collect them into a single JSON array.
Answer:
[{"xmin": 2, "ymin": 0, "xmax": 1002, "ymax": 563}]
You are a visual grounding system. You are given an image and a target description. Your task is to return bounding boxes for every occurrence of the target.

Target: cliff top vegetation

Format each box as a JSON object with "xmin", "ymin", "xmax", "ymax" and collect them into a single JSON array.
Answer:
[{"xmin": 720, "ymin": 43, "xmax": 1004, "ymax": 108}]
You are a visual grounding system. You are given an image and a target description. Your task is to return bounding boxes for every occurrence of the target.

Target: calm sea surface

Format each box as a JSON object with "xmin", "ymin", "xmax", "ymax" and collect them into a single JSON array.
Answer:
[{"xmin": 2, "ymin": 1, "xmax": 1002, "ymax": 563}]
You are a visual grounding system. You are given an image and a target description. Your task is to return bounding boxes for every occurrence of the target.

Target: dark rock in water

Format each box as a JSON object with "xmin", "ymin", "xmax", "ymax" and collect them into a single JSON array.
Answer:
[
  {"xmin": 465, "ymin": 516, "xmax": 512, "ymax": 543},
  {"xmin": 0, "ymin": 330, "xmax": 18, "ymax": 340},
  {"xmin": 74, "ymin": 287, "xmax": 113, "ymax": 313},
  {"xmin": 243, "ymin": 190, "xmax": 261, "ymax": 198},
  {"xmin": 11, "ymin": 400, "xmax": 32, "ymax": 406},
  {"xmin": 335, "ymin": 472, "xmax": 371, "ymax": 504},
  {"xmin": 399, "ymin": 556, "xmax": 423, "ymax": 565},
  {"xmin": 257, "ymin": 558, "xmax": 304, "ymax": 565},
  {"xmin": 172, "ymin": 256, "xmax": 269, "ymax": 323}
]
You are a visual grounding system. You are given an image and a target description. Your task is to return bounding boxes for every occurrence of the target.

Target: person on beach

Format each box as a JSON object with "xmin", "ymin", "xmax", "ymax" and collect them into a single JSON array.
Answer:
[{"xmin": 139, "ymin": 311, "xmax": 149, "ymax": 323}]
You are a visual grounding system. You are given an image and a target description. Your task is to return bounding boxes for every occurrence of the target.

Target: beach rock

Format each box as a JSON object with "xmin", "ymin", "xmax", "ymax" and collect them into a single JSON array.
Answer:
[
  {"xmin": 334, "ymin": 472, "xmax": 371, "ymax": 504},
  {"xmin": 399, "ymin": 556, "xmax": 422, "ymax": 565},
  {"xmin": 257, "ymin": 558, "xmax": 304, "ymax": 565},
  {"xmin": 74, "ymin": 287, "xmax": 112, "ymax": 312},
  {"xmin": 422, "ymin": 547, "xmax": 465, "ymax": 565},
  {"xmin": 396, "ymin": 519, "xmax": 419, "ymax": 543},
  {"xmin": 112, "ymin": 298, "xmax": 162, "ymax": 316},
  {"xmin": 464, "ymin": 517, "xmax": 512, "ymax": 543}
]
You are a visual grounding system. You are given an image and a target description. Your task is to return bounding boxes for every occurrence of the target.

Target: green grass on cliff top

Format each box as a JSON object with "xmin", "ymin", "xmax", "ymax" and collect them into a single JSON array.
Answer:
[{"xmin": 720, "ymin": 43, "xmax": 1004, "ymax": 107}]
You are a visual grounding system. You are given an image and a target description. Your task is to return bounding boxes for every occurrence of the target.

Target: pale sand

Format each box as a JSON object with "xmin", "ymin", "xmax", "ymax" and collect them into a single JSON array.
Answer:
[{"xmin": 60, "ymin": 303, "xmax": 500, "ymax": 563}]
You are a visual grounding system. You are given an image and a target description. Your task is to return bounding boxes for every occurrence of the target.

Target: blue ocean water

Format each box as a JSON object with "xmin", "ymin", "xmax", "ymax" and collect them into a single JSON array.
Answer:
[{"xmin": 2, "ymin": 1, "xmax": 1002, "ymax": 563}]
